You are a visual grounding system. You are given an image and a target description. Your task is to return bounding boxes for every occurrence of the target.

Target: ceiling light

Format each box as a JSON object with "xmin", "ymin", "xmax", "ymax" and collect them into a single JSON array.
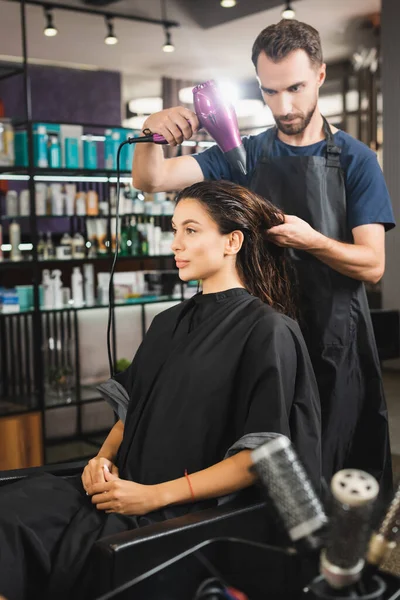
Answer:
[
  {"xmin": 282, "ymin": 1, "xmax": 295, "ymax": 19},
  {"xmin": 105, "ymin": 16, "xmax": 118, "ymax": 45},
  {"xmin": 220, "ymin": 0, "xmax": 237, "ymax": 7},
  {"xmin": 162, "ymin": 27, "xmax": 175, "ymax": 52},
  {"xmin": 43, "ymin": 7, "xmax": 58, "ymax": 37}
]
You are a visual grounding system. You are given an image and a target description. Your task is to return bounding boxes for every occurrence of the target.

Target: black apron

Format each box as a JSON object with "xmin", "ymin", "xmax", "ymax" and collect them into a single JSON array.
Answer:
[{"xmin": 250, "ymin": 119, "xmax": 392, "ymax": 497}]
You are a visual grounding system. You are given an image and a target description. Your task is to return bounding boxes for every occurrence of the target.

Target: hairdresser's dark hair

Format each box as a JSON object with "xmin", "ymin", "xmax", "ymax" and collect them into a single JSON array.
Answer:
[
  {"xmin": 252, "ymin": 19, "xmax": 323, "ymax": 70},
  {"xmin": 175, "ymin": 180, "xmax": 297, "ymax": 320}
]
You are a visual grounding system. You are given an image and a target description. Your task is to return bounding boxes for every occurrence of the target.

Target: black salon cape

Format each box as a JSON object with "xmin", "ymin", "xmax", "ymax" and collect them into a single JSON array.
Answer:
[{"xmin": 0, "ymin": 289, "xmax": 321, "ymax": 600}]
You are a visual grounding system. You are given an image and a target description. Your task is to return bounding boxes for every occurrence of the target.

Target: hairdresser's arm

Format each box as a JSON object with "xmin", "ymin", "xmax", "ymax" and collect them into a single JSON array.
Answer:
[
  {"xmin": 82, "ymin": 420, "xmax": 124, "ymax": 492},
  {"xmin": 89, "ymin": 450, "xmax": 256, "ymax": 514},
  {"xmin": 132, "ymin": 107, "xmax": 204, "ymax": 193}
]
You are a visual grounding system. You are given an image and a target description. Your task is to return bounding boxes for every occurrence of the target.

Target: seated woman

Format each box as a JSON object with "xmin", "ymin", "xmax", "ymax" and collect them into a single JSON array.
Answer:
[{"xmin": 0, "ymin": 180, "xmax": 321, "ymax": 600}]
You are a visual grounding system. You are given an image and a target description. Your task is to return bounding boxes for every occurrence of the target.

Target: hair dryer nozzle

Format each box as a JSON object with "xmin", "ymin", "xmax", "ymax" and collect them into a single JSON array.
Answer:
[{"xmin": 193, "ymin": 80, "xmax": 247, "ymax": 175}]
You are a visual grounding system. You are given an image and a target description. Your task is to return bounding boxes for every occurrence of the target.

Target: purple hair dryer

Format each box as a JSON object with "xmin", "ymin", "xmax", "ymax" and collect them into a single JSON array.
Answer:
[
  {"xmin": 129, "ymin": 80, "xmax": 246, "ymax": 175},
  {"xmin": 193, "ymin": 80, "xmax": 247, "ymax": 175}
]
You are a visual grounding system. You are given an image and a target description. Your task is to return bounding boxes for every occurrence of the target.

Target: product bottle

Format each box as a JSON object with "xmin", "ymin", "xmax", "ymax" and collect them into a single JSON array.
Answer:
[
  {"xmin": 119, "ymin": 217, "xmax": 129, "ymax": 256},
  {"xmin": 10, "ymin": 220, "xmax": 22, "ymax": 261},
  {"xmin": 51, "ymin": 269, "xmax": 63, "ymax": 308},
  {"xmin": 56, "ymin": 233, "xmax": 73, "ymax": 260},
  {"xmin": 137, "ymin": 217, "xmax": 148, "ymax": 256},
  {"xmin": 6, "ymin": 190, "xmax": 18, "ymax": 216},
  {"xmin": 72, "ymin": 233, "xmax": 85, "ymax": 259},
  {"xmin": 45, "ymin": 232, "xmax": 55, "ymax": 260},
  {"xmin": 75, "ymin": 192, "xmax": 87, "ymax": 216},
  {"xmin": 87, "ymin": 190, "xmax": 99, "ymax": 216},
  {"xmin": 154, "ymin": 216, "xmax": 162, "ymax": 256},
  {"xmin": 129, "ymin": 217, "xmax": 140, "ymax": 256},
  {"xmin": 83, "ymin": 263, "xmax": 95, "ymax": 306},
  {"xmin": 65, "ymin": 183, "xmax": 76, "ymax": 216},
  {"xmin": 50, "ymin": 183, "xmax": 64, "ymax": 215},
  {"xmin": 42, "ymin": 269, "xmax": 53, "ymax": 308},
  {"xmin": 146, "ymin": 216, "xmax": 155, "ymax": 256},
  {"xmin": 37, "ymin": 232, "xmax": 46, "ymax": 260},
  {"xmin": 48, "ymin": 137, "xmax": 61, "ymax": 168},
  {"xmin": 19, "ymin": 189, "xmax": 30, "ymax": 216},
  {"xmin": 71, "ymin": 266, "xmax": 84, "ymax": 307}
]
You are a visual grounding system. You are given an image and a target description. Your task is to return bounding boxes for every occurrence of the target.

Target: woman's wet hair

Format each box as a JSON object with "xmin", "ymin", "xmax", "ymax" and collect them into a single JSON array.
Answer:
[{"xmin": 175, "ymin": 180, "xmax": 297, "ymax": 320}]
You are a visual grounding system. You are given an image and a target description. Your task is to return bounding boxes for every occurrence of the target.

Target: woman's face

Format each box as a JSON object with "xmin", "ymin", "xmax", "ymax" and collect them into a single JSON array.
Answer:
[{"xmin": 171, "ymin": 198, "xmax": 229, "ymax": 282}]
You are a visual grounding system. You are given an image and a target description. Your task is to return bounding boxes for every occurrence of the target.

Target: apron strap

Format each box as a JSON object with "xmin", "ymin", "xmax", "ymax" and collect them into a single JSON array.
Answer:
[
  {"xmin": 323, "ymin": 116, "xmax": 342, "ymax": 168},
  {"xmin": 260, "ymin": 117, "xmax": 342, "ymax": 168},
  {"xmin": 260, "ymin": 126, "xmax": 276, "ymax": 159}
]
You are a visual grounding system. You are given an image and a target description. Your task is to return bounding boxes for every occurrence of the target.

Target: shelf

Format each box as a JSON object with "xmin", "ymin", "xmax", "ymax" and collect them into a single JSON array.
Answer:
[
  {"xmin": 0, "ymin": 166, "xmax": 131, "ymax": 177},
  {"xmin": 0, "ymin": 254, "xmax": 175, "ymax": 270},
  {"xmin": 0, "ymin": 295, "xmax": 181, "ymax": 317},
  {"xmin": 0, "ymin": 398, "xmax": 39, "ymax": 418},
  {"xmin": 44, "ymin": 385, "xmax": 103, "ymax": 409},
  {"xmin": 1, "ymin": 213, "xmax": 163, "ymax": 220},
  {"xmin": 13, "ymin": 119, "xmax": 134, "ymax": 131}
]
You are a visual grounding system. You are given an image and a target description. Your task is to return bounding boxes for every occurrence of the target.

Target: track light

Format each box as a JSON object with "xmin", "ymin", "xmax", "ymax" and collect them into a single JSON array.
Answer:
[
  {"xmin": 43, "ymin": 7, "xmax": 58, "ymax": 37},
  {"xmin": 104, "ymin": 16, "xmax": 118, "ymax": 45},
  {"xmin": 162, "ymin": 27, "xmax": 175, "ymax": 52},
  {"xmin": 220, "ymin": 0, "xmax": 237, "ymax": 7},
  {"xmin": 282, "ymin": 1, "xmax": 296, "ymax": 19}
]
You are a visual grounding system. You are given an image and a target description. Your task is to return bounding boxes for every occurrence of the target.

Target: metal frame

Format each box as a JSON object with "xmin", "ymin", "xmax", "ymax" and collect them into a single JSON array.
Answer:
[{"xmin": 0, "ymin": 0, "xmax": 181, "ymax": 465}]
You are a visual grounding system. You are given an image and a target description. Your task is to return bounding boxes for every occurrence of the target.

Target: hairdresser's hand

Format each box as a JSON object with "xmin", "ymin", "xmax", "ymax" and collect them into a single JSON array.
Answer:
[
  {"xmin": 142, "ymin": 107, "xmax": 200, "ymax": 146},
  {"xmin": 82, "ymin": 456, "xmax": 119, "ymax": 494},
  {"xmin": 266, "ymin": 214, "xmax": 322, "ymax": 251},
  {"xmin": 90, "ymin": 466, "xmax": 161, "ymax": 515}
]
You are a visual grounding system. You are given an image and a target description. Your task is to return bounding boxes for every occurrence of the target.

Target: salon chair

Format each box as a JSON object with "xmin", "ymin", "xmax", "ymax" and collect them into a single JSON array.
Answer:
[{"xmin": 0, "ymin": 461, "xmax": 272, "ymax": 597}]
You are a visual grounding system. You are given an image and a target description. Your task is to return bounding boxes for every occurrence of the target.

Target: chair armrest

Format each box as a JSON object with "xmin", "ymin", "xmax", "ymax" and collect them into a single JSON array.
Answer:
[
  {"xmin": 0, "ymin": 460, "xmax": 87, "ymax": 487},
  {"xmin": 92, "ymin": 502, "xmax": 273, "ymax": 593}
]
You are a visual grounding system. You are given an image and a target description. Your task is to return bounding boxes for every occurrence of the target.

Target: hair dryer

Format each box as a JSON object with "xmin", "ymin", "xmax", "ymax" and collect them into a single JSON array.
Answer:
[
  {"xmin": 192, "ymin": 80, "xmax": 247, "ymax": 175},
  {"xmin": 129, "ymin": 80, "xmax": 247, "ymax": 175}
]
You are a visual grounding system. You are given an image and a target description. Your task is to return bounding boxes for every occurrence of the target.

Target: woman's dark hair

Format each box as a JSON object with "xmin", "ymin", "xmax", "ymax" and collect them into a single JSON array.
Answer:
[
  {"xmin": 252, "ymin": 19, "xmax": 323, "ymax": 70},
  {"xmin": 175, "ymin": 180, "xmax": 297, "ymax": 320}
]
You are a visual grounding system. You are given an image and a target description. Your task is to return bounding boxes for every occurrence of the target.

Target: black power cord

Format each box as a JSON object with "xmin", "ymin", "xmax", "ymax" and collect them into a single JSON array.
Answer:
[
  {"xmin": 107, "ymin": 133, "xmax": 165, "ymax": 377},
  {"xmin": 106, "ymin": 139, "xmax": 129, "ymax": 377}
]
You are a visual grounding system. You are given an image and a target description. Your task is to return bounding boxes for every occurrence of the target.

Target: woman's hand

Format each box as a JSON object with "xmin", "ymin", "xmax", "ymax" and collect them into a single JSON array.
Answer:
[
  {"xmin": 82, "ymin": 456, "xmax": 119, "ymax": 494},
  {"xmin": 90, "ymin": 466, "xmax": 162, "ymax": 515}
]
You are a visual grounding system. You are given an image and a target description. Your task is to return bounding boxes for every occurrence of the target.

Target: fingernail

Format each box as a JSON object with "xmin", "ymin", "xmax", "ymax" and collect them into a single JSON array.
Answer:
[{"xmin": 103, "ymin": 464, "xmax": 110, "ymax": 472}]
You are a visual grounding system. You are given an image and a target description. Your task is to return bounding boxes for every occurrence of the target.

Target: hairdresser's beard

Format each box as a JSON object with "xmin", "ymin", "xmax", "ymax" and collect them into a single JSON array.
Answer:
[{"xmin": 274, "ymin": 102, "xmax": 317, "ymax": 136}]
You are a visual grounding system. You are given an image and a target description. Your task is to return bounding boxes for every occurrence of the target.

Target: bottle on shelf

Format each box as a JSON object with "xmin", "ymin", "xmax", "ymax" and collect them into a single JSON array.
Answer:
[
  {"xmin": 65, "ymin": 183, "xmax": 76, "ymax": 216},
  {"xmin": 19, "ymin": 189, "xmax": 30, "ymax": 216},
  {"xmin": 119, "ymin": 217, "xmax": 129, "ymax": 256},
  {"xmin": 9, "ymin": 220, "xmax": 22, "ymax": 261},
  {"xmin": 48, "ymin": 136, "xmax": 61, "ymax": 168},
  {"xmin": 37, "ymin": 232, "xmax": 46, "ymax": 260},
  {"xmin": 129, "ymin": 217, "xmax": 140, "ymax": 256},
  {"xmin": 83, "ymin": 263, "xmax": 95, "ymax": 306},
  {"xmin": 42, "ymin": 269, "xmax": 53, "ymax": 308},
  {"xmin": 50, "ymin": 183, "xmax": 63, "ymax": 216},
  {"xmin": 6, "ymin": 190, "xmax": 18, "ymax": 217},
  {"xmin": 45, "ymin": 232, "xmax": 55, "ymax": 260},
  {"xmin": 154, "ymin": 216, "xmax": 162, "ymax": 256},
  {"xmin": 147, "ymin": 217, "xmax": 155, "ymax": 256},
  {"xmin": 72, "ymin": 233, "xmax": 86, "ymax": 259},
  {"xmin": 51, "ymin": 269, "xmax": 63, "ymax": 308},
  {"xmin": 72, "ymin": 266, "xmax": 84, "ymax": 307},
  {"xmin": 87, "ymin": 190, "xmax": 99, "ymax": 216},
  {"xmin": 137, "ymin": 217, "xmax": 148, "ymax": 256},
  {"xmin": 56, "ymin": 233, "xmax": 73, "ymax": 260}
]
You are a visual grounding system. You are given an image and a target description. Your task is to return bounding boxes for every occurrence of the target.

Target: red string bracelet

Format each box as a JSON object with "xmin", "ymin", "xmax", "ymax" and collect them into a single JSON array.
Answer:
[{"xmin": 184, "ymin": 469, "xmax": 196, "ymax": 502}]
